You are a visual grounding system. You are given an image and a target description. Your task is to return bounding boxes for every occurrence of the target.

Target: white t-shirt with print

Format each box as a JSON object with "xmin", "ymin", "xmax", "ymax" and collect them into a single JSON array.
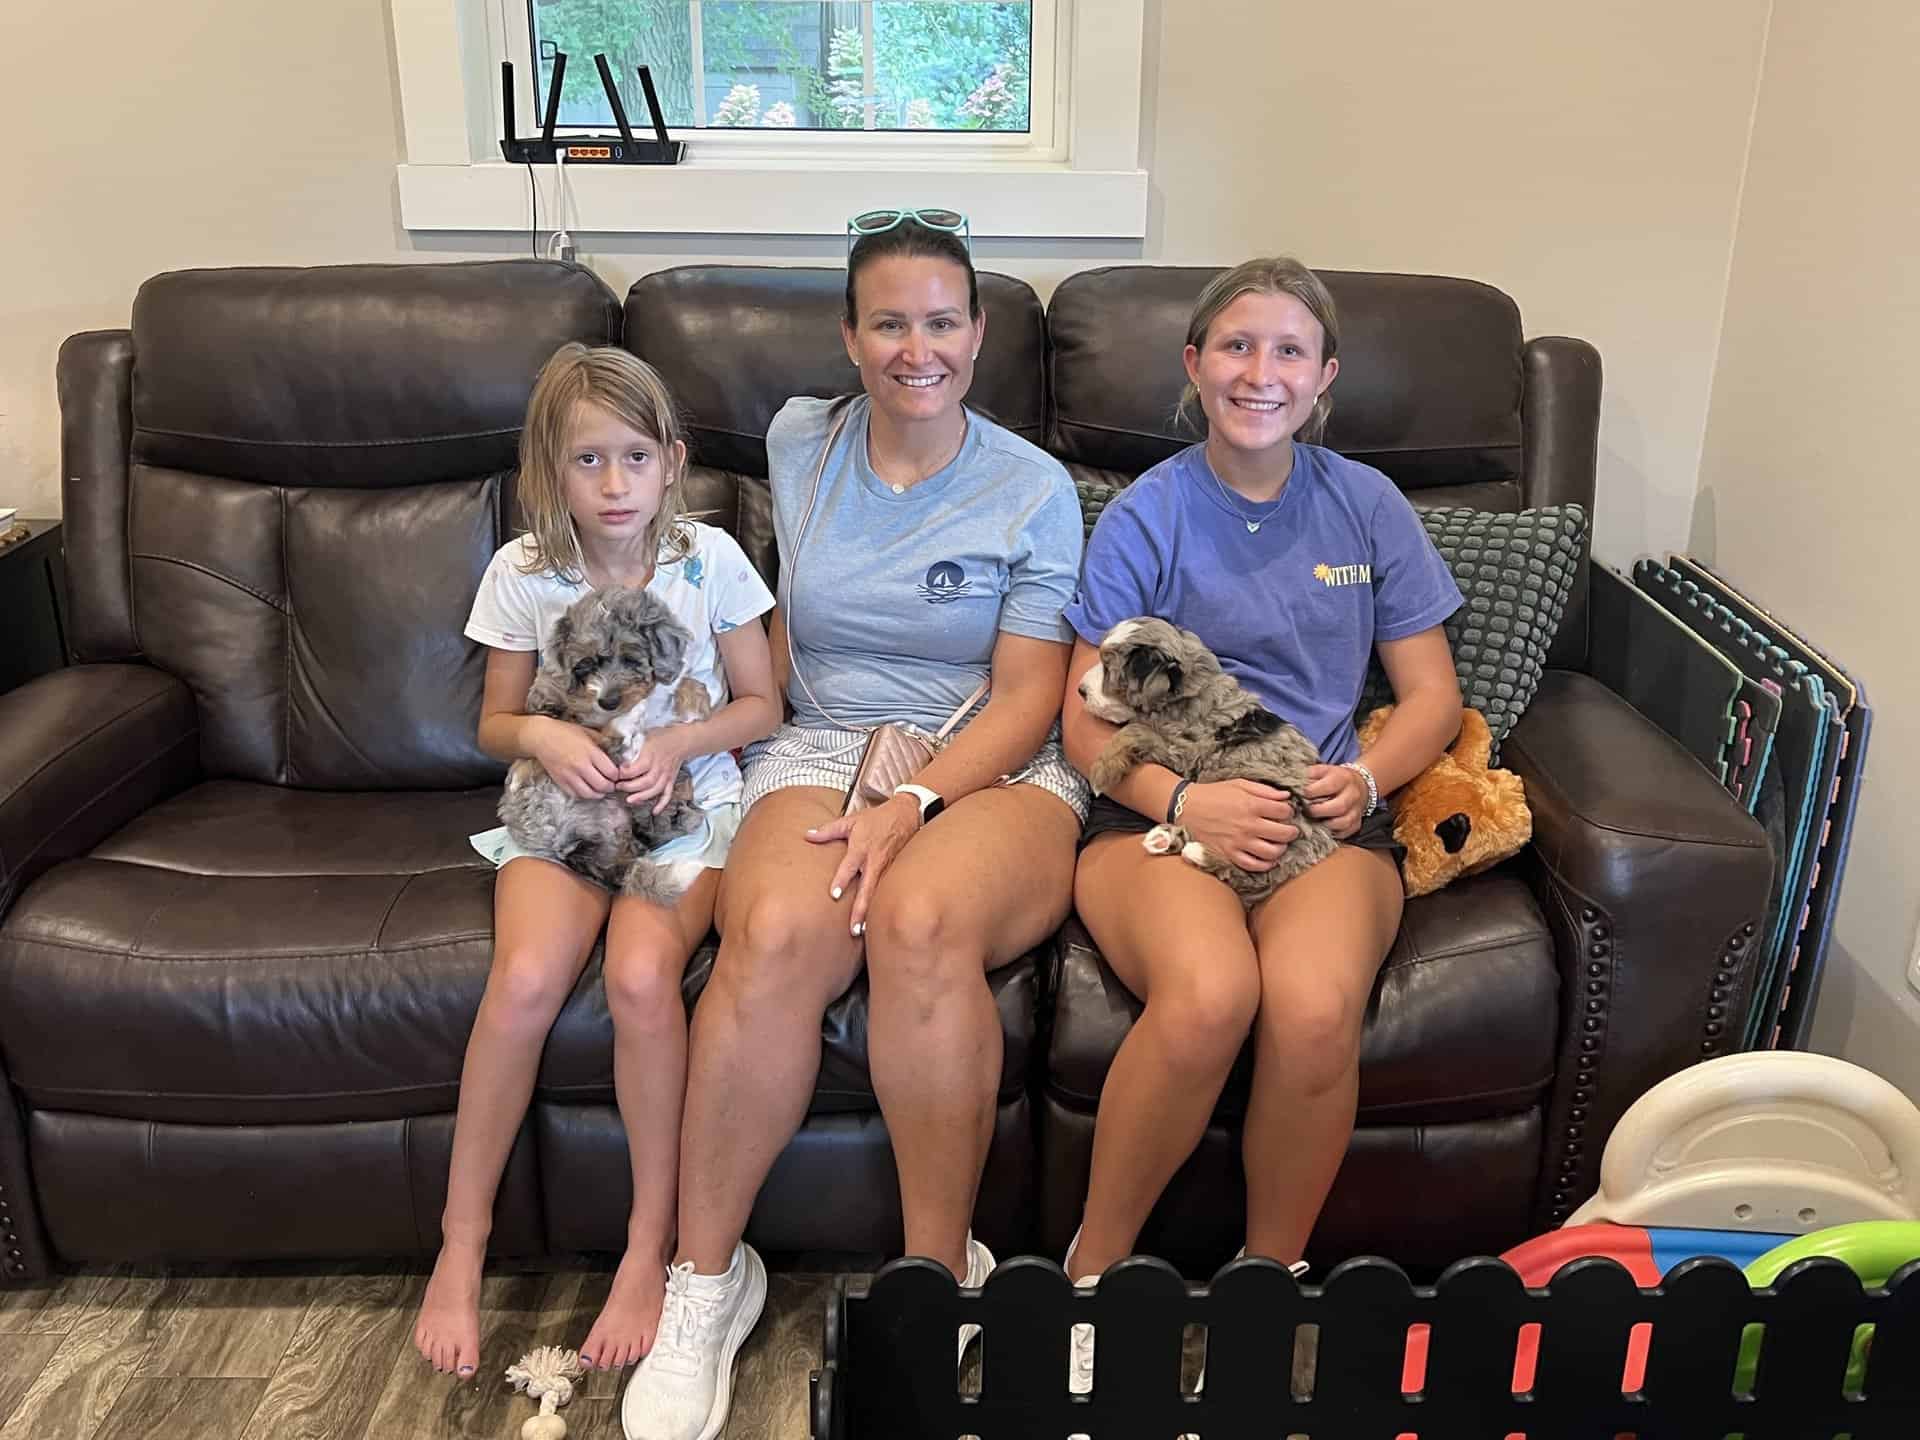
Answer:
[{"xmin": 465, "ymin": 521, "xmax": 775, "ymax": 807}]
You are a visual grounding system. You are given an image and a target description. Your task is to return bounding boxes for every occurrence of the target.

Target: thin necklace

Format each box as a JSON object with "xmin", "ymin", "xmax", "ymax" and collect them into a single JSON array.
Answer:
[
  {"xmin": 1205, "ymin": 456, "xmax": 1287, "ymax": 533},
  {"xmin": 870, "ymin": 407, "xmax": 967, "ymax": 494}
]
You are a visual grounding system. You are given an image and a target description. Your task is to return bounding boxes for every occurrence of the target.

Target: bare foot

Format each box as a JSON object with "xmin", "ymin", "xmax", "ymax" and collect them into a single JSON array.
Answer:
[
  {"xmin": 578, "ymin": 1245, "xmax": 668, "ymax": 1372},
  {"xmin": 415, "ymin": 1235, "xmax": 486, "ymax": 1377}
]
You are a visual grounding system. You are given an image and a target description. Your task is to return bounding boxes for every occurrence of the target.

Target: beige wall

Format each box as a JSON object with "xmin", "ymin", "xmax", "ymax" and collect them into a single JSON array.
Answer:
[
  {"xmin": 1695, "ymin": 0, "xmax": 1920, "ymax": 1097},
  {"xmin": 6, "ymin": 0, "xmax": 1768, "ymax": 573}
]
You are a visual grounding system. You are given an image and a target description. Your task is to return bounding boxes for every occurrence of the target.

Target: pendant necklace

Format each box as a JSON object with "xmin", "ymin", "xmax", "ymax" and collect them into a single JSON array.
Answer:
[{"xmin": 1206, "ymin": 459, "xmax": 1286, "ymax": 533}]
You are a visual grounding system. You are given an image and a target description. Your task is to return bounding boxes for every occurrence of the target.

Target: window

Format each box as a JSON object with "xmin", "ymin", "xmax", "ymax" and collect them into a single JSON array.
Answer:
[
  {"xmin": 527, "ymin": 2, "xmax": 1037, "ymax": 135},
  {"xmin": 390, "ymin": 0, "xmax": 1145, "ymax": 238}
]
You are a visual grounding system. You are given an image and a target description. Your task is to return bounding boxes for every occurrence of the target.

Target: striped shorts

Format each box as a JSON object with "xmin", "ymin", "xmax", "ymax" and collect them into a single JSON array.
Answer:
[{"xmin": 740, "ymin": 721, "xmax": 1092, "ymax": 824}]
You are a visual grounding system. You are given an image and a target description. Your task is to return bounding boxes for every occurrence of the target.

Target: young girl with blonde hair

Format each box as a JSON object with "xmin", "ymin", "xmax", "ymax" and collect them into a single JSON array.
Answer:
[{"xmin": 415, "ymin": 343, "xmax": 780, "ymax": 1381}]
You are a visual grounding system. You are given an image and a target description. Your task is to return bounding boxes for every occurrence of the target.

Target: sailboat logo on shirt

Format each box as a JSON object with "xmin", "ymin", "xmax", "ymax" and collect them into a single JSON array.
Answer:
[{"xmin": 918, "ymin": 561, "xmax": 974, "ymax": 604}]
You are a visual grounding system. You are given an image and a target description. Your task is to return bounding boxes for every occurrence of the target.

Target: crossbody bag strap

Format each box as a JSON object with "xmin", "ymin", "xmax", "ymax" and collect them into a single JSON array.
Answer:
[
  {"xmin": 783, "ymin": 409, "xmax": 855, "ymax": 733},
  {"xmin": 931, "ymin": 679, "xmax": 992, "ymax": 740}
]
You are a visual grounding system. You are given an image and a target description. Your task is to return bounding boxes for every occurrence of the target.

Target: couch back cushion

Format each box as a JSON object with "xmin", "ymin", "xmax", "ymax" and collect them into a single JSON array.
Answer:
[
  {"xmin": 1048, "ymin": 266, "xmax": 1526, "ymax": 494},
  {"xmin": 126, "ymin": 260, "xmax": 621, "ymax": 787}
]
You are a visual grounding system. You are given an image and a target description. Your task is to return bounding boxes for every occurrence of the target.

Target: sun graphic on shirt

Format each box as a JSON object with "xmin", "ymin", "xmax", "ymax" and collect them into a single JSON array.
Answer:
[{"xmin": 1313, "ymin": 563, "xmax": 1333, "ymax": 583}]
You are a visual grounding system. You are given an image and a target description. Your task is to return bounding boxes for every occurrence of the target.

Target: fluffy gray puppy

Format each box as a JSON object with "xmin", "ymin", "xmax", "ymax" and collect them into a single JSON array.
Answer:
[
  {"xmin": 498, "ymin": 586, "xmax": 713, "ymax": 903},
  {"xmin": 1078, "ymin": 617, "xmax": 1337, "ymax": 904}
]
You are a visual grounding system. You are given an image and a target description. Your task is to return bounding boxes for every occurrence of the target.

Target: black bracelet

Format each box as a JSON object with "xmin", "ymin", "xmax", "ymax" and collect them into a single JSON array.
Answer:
[{"xmin": 1166, "ymin": 779, "xmax": 1192, "ymax": 825}]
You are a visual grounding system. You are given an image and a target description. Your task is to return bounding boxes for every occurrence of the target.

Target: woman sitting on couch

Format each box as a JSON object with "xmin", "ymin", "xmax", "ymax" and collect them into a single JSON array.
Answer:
[
  {"xmin": 621, "ymin": 210, "xmax": 1090, "ymax": 1440},
  {"xmin": 1058, "ymin": 257, "xmax": 1464, "ymax": 1375}
]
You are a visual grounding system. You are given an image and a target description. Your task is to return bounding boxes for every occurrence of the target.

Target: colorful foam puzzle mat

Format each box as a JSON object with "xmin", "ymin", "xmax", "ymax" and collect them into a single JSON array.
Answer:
[{"xmin": 1607, "ymin": 557, "xmax": 1871, "ymax": 1051}]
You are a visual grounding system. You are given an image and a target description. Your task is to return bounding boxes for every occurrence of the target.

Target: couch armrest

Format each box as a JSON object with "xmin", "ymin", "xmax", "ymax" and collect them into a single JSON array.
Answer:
[
  {"xmin": 1504, "ymin": 669, "xmax": 1772, "ymax": 1232},
  {"xmin": 0, "ymin": 665, "xmax": 200, "ymax": 918},
  {"xmin": 1523, "ymin": 336, "xmax": 1601, "ymax": 672}
]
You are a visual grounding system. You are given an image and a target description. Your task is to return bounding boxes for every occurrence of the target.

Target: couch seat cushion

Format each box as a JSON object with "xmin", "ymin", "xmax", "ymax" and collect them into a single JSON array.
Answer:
[
  {"xmin": 1047, "ymin": 867, "xmax": 1557, "ymax": 1125},
  {"xmin": 0, "ymin": 782, "xmax": 502, "ymax": 1124},
  {"xmin": 0, "ymin": 780, "xmax": 1036, "ymax": 1125}
]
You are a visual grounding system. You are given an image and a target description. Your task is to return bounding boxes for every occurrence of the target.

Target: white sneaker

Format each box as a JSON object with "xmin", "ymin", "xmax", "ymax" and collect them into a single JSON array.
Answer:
[
  {"xmin": 621, "ymin": 1243, "xmax": 767, "ymax": 1440},
  {"xmin": 1065, "ymin": 1227, "xmax": 1100, "ymax": 1440},
  {"xmin": 1226, "ymin": 1243, "xmax": 1310, "ymax": 1277},
  {"xmin": 1065, "ymin": 1226, "xmax": 1098, "ymax": 1395},
  {"xmin": 956, "ymin": 1234, "xmax": 995, "ymax": 1366}
]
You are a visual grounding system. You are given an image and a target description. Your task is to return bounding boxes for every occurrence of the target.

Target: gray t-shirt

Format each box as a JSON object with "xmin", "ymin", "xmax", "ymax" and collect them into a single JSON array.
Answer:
[{"xmin": 769, "ymin": 394, "xmax": 1083, "ymax": 732}]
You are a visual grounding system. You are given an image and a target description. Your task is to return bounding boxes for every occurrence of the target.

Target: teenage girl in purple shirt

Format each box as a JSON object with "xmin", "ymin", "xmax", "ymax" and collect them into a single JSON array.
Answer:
[{"xmin": 1059, "ymin": 258, "xmax": 1465, "ymax": 1339}]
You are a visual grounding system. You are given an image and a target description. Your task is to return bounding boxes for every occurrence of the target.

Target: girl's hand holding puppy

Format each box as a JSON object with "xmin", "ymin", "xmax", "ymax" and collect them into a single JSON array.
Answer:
[
  {"xmin": 1180, "ymin": 778, "xmax": 1300, "ymax": 873},
  {"xmin": 1300, "ymin": 763, "xmax": 1369, "ymax": 839},
  {"xmin": 617, "ymin": 725, "xmax": 696, "ymax": 813},
  {"xmin": 530, "ymin": 718, "xmax": 621, "ymax": 800}
]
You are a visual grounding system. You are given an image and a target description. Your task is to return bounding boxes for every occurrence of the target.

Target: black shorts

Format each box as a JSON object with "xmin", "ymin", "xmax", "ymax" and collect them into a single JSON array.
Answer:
[{"xmin": 1078, "ymin": 793, "xmax": 1407, "ymax": 870}]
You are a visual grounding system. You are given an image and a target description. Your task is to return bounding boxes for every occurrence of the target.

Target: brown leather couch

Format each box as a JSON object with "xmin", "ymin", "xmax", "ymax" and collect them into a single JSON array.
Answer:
[{"xmin": 0, "ymin": 260, "xmax": 1770, "ymax": 1287}]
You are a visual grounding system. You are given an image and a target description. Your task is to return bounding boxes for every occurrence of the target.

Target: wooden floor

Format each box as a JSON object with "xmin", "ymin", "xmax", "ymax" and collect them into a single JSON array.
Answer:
[{"xmin": 0, "ymin": 1260, "xmax": 839, "ymax": 1439}]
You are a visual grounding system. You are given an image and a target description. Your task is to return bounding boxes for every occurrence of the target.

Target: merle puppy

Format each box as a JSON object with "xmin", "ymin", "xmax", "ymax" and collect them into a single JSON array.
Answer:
[
  {"xmin": 498, "ymin": 586, "xmax": 713, "ymax": 903},
  {"xmin": 1078, "ymin": 617, "xmax": 1337, "ymax": 904}
]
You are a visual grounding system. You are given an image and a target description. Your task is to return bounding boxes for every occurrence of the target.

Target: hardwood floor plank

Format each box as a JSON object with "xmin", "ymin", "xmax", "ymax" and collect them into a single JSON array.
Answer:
[
  {"xmin": 365, "ymin": 1270, "xmax": 588, "ymax": 1439},
  {"xmin": 91, "ymin": 1377, "xmax": 269, "ymax": 1440},
  {"xmin": 0, "ymin": 1258, "xmax": 833, "ymax": 1439},
  {"xmin": 0, "ymin": 1271, "xmax": 176, "ymax": 1440},
  {"xmin": 723, "ymin": 1272, "xmax": 833, "ymax": 1440},
  {"xmin": 557, "ymin": 1396, "xmax": 620, "ymax": 1436},
  {"xmin": 0, "ymin": 1271, "xmax": 107, "ymax": 1337},
  {"xmin": 137, "ymin": 1270, "xmax": 329, "ymax": 1380},
  {"xmin": 555, "ymin": 1270, "xmax": 622, "ymax": 1402},
  {"xmin": 236, "ymin": 1269, "xmax": 423, "ymax": 1440},
  {"xmin": 0, "ymin": 1336, "xmax": 64, "ymax": 1430}
]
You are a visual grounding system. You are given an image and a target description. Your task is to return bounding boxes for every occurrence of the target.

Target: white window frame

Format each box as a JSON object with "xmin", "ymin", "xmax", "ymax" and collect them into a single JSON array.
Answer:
[
  {"xmin": 392, "ymin": 0, "xmax": 1146, "ymax": 238},
  {"xmin": 513, "ymin": 1, "xmax": 1062, "ymax": 153}
]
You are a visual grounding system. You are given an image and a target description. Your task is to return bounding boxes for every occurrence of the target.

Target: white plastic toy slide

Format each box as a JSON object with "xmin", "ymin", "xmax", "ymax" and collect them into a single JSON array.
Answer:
[{"xmin": 1568, "ymin": 1050, "xmax": 1920, "ymax": 1232}]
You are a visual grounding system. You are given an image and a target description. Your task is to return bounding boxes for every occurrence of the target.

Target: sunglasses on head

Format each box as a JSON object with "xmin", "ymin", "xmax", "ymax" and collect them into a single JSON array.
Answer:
[{"xmin": 846, "ymin": 208, "xmax": 971, "ymax": 254}]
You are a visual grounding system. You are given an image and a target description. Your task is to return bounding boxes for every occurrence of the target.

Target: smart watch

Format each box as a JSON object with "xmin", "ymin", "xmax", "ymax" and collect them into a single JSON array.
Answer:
[{"xmin": 893, "ymin": 783, "xmax": 946, "ymax": 823}]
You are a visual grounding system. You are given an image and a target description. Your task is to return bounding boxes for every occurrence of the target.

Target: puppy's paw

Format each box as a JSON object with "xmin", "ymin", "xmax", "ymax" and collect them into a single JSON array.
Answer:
[
  {"xmin": 1087, "ymin": 755, "xmax": 1124, "ymax": 798},
  {"xmin": 1141, "ymin": 824, "xmax": 1185, "ymax": 856},
  {"xmin": 1180, "ymin": 840, "xmax": 1214, "ymax": 868},
  {"xmin": 671, "ymin": 676, "xmax": 713, "ymax": 722}
]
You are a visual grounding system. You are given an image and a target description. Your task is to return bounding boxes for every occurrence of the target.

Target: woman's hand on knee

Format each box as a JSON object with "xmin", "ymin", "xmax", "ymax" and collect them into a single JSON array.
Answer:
[
  {"xmin": 1182, "ymin": 779, "xmax": 1299, "ymax": 871},
  {"xmin": 805, "ymin": 795, "xmax": 922, "ymax": 938}
]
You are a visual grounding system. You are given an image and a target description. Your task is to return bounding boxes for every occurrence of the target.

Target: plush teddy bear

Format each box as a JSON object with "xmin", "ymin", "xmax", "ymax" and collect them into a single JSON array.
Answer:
[{"xmin": 1357, "ymin": 705, "xmax": 1532, "ymax": 897}]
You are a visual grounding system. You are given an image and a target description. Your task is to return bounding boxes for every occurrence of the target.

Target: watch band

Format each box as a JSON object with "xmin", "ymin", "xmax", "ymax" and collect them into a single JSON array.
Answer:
[{"xmin": 893, "ymin": 782, "xmax": 945, "ymax": 822}]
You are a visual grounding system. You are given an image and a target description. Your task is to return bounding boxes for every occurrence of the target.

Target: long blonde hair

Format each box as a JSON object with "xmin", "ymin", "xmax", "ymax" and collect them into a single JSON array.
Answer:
[
  {"xmin": 514, "ymin": 343, "xmax": 692, "ymax": 582},
  {"xmin": 1175, "ymin": 257, "xmax": 1340, "ymax": 444}
]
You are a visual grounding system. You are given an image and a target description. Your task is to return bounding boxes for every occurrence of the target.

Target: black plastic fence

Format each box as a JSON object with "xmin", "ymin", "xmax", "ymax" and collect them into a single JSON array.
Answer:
[{"xmin": 810, "ymin": 1253, "xmax": 1920, "ymax": 1438}]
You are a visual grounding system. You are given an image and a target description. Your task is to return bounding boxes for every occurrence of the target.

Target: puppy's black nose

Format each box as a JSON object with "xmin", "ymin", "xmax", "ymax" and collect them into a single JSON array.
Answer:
[
  {"xmin": 598, "ymin": 694, "xmax": 622, "ymax": 712},
  {"xmin": 1076, "ymin": 681, "xmax": 1088, "ymax": 698},
  {"xmin": 1437, "ymin": 813, "xmax": 1471, "ymax": 853}
]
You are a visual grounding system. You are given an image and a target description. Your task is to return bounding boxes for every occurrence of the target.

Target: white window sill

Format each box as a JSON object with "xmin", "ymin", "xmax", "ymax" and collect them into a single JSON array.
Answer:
[
  {"xmin": 388, "ymin": 0, "xmax": 1146, "ymax": 242},
  {"xmin": 395, "ymin": 158, "xmax": 1148, "ymax": 239}
]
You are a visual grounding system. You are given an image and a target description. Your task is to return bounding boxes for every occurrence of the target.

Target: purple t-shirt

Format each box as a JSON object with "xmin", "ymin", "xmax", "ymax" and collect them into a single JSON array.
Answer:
[{"xmin": 1064, "ymin": 442, "xmax": 1462, "ymax": 765}]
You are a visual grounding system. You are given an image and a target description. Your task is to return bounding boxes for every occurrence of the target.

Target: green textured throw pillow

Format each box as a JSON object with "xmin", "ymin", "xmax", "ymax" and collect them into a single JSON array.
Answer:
[
  {"xmin": 1074, "ymin": 475, "xmax": 1122, "ymax": 541},
  {"xmin": 1358, "ymin": 503, "xmax": 1588, "ymax": 750}
]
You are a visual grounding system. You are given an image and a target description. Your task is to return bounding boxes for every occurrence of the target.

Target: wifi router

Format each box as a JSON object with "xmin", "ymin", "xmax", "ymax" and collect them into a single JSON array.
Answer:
[{"xmin": 500, "ymin": 52, "xmax": 685, "ymax": 165}]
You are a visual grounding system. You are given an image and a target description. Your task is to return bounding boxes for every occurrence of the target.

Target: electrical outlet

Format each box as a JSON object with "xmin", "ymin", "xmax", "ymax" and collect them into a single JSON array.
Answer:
[{"xmin": 1909, "ymin": 918, "xmax": 1920, "ymax": 998}]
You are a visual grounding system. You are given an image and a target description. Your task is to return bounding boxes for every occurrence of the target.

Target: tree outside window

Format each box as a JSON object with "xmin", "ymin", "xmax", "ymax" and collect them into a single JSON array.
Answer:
[{"xmin": 530, "ymin": 0, "xmax": 1033, "ymax": 132}]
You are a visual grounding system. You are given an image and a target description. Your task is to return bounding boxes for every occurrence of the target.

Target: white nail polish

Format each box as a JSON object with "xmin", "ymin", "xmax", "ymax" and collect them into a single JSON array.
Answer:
[
  {"xmin": 831, "ymin": 886, "xmax": 843, "ymax": 900},
  {"xmin": 852, "ymin": 921, "xmax": 865, "ymax": 937}
]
